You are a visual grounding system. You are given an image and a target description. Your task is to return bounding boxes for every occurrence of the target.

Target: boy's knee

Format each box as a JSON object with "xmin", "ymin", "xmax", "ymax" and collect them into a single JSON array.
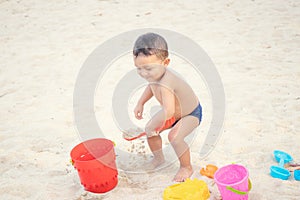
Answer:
[
  {"xmin": 168, "ymin": 132, "xmax": 175, "ymax": 143},
  {"xmin": 168, "ymin": 131, "xmax": 181, "ymax": 144},
  {"xmin": 145, "ymin": 125, "xmax": 158, "ymax": 137}
]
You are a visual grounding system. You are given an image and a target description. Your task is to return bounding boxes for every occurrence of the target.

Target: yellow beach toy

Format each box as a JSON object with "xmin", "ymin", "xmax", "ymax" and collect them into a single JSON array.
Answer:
[{"xmin": 163, "ymin": 178, "xmax": 210, "ymax": 200}]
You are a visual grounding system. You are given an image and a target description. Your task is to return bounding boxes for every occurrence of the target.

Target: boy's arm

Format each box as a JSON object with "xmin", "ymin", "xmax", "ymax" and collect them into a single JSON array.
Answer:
[
  {"xmin": 145, "ymin": 87, "xmax": 175, "ymax": 136},
  {"xmin": 161, "ymin": 86, "xmax": 176, "ymax": 119},
  {"xmin": 137, "ymin": 85, "xmax": 153, "ymax": 106},
  {"xmin": 134, "ymin": 85, "xmax": 153, "ymax": 119}
]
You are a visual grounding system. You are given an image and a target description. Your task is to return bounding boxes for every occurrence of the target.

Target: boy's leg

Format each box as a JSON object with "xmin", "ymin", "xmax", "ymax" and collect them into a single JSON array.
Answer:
[
  {"xmin": 145, "ymin": 114, "xmax": 166, "ymax": 168},
  {"xmin": 147, "ymin": 135, "xmax": 165, "ymax": 168},
  {"xmin": 168, "ymin": 115, "xmax": 199, "ymax": 182}
]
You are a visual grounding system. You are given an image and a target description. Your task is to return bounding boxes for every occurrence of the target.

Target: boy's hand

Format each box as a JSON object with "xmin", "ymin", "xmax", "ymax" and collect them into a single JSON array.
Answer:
[{"xmin": 134, "ymin": 104, "xmax": 144, "ymax": 120}]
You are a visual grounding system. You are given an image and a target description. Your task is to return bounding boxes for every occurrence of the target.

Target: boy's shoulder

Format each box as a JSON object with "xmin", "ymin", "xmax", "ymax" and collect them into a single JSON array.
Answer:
[
  {"xmin": 160, "ymin": 69, "xmax": 181, "ymax": 87},
  {"xmin": 163, "ymin": 68, "xmax": 182, "ymax": 81},
  {"xmin": 160, "ymin": 69, "xmax": 173, "ymax": 82}
]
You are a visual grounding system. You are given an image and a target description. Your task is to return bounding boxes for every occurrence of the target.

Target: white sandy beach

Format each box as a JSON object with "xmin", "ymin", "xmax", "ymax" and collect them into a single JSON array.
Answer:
[{"xmin": 1, "ymin": 0, "xmax": 300, "ymax": 199}]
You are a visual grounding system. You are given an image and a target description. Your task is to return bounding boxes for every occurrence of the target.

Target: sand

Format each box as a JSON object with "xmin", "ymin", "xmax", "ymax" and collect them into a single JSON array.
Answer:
[{"xmin": 0, "ymin": 0, "xmax": 299, "ymax": 199}]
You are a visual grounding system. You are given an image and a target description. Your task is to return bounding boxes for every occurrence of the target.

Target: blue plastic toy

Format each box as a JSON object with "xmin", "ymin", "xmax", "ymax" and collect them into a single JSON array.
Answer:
[
  {"xmin": 270, "ymin": 150, "xmax": 292, "ymax": 180},
  {"xmin": 294, "ymin": 170, "xmax": 300, "ymax": 181}
]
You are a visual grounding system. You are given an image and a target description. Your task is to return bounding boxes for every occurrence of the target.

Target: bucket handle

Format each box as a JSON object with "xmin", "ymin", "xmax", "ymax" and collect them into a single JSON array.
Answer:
[{"xmin": 226, "ymin": 179, "xmax": 252, "ymax": 195}]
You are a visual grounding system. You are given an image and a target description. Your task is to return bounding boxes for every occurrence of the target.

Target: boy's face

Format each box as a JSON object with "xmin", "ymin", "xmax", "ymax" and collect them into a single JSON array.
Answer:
[{"xmin": 134, "ymin": 54, "xmax": 170, "ymax": 82}]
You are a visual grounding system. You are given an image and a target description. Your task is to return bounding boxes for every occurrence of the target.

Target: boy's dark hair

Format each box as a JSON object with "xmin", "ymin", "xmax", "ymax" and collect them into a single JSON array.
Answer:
[{"xmin": 133, "ymin": 32, "xmax": 168, "ymax": 60}]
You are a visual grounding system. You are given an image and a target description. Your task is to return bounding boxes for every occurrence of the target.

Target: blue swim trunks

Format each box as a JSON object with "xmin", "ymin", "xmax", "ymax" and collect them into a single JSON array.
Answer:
[
  {"xmin": 189, "ymin": 103, "xmax": 202, "ymax": 124},
  {"xmin": 172, "ymin": 104, "xmax": 202, "ymax": 126}
]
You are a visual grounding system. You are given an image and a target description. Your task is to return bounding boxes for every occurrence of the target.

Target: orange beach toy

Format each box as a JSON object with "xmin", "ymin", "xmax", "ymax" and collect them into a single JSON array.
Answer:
[
  {"xmin": 200, "ymin": 164, "xmax": 218, "ymax": 179},
  {"xmin": 123, "ymin": 117, "xmax": 176, "ymax": 141}
]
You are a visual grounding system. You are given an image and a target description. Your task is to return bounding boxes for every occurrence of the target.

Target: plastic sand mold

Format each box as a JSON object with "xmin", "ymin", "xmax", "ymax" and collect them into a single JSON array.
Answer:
[
  {"xmin": 200, "ymin": 164, "xmax": 218, "ymax": 179},
  {"xmin": 163, "ymin": 178, "xmax": 210, "ymax": 200},
  {"xmin": 270, "ymin": 150, "xmax": 292, "ymax": 180},
  {"xmin": 294, "ymin": 170, "xmax": 300, "ymax": 181}
]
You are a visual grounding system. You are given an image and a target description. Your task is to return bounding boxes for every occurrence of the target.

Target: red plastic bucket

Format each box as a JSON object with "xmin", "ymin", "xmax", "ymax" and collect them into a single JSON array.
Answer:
[
  {"xmin": 70, "ymin": 138, "xmax": 118, "ymax": 193},
  {"xmin": 214, "ymin": 164, "xmax": 251, "ymax": 200}
]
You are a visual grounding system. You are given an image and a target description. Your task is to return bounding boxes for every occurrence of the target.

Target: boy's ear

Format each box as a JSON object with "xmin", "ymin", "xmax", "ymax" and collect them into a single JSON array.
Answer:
[{"xmin": 163, "ymin": 58, "xmax": 170, "ymax": 66}]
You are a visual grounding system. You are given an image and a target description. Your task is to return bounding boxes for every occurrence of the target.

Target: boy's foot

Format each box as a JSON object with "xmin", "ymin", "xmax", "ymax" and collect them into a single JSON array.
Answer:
[{"xmin": 173, "ymin": 166, "xmax": 193, "ymax": 182}]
